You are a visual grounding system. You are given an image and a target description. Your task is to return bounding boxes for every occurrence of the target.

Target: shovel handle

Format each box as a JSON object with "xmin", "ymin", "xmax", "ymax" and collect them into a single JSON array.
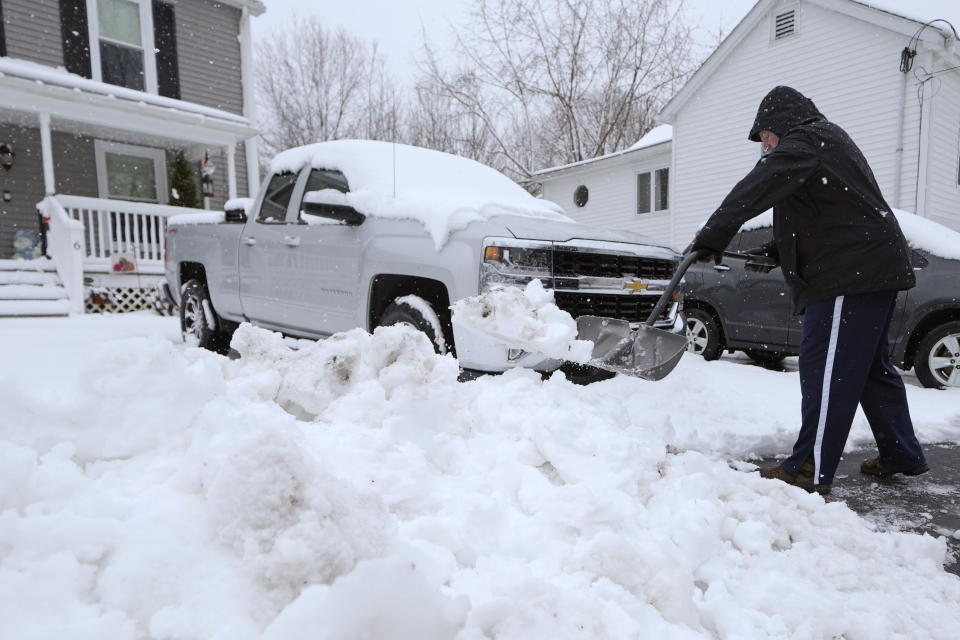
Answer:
[{"xmin": 644, "ymin": 249, "xmax": 710, "ymax": 327}]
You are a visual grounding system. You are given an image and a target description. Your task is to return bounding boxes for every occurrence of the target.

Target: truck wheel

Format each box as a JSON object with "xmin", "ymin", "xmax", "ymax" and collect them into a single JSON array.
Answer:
[
  {"xmin": 180, "ymin": 279, "xmax": 230, "ymax": 354},
  {"xmin": 685, "ymin": 308, "xmax": 722, "ymax": 361},
  {"xmin": 914, "ymin": 320, "xmax": 960, "ymax": 389},
  {"xmin": 743, "ymin": 349, "xmax": 786, "ymax": 368},
  {"xmin": 559, "ymin": 362, "xmax": 616, "ymax": 385},
  {"xmin": 378, "ymin": 297, "xmax": 447, "ymax": 354}
]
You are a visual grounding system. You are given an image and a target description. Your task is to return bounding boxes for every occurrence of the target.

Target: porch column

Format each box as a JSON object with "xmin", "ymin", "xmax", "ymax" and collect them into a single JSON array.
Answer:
[
  {"xmin": 39, "ymin": 113, "xmax": 55, "ymax": 195},
  {"xmin": 226, "ymin": 142, "xmax": 237, "ymax": 201},
  {"xmin": 239, "ymin": 7, "xmax": 260, "ymax": 197}
]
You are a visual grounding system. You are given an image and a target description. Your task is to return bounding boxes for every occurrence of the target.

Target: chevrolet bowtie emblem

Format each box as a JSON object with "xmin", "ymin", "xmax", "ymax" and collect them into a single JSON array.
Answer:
[{"xmin": 624, "ymin": 279, "xmax": 648, "ymax": 293}]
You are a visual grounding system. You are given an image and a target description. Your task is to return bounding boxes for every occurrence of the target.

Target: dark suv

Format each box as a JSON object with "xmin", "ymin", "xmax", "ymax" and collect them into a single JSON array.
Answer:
[{"xmin": 683, "ymin": 214, "xmax": 960, "ymax": 389}]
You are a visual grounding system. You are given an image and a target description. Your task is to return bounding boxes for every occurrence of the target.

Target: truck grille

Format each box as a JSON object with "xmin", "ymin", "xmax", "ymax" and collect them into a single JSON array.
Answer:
[
  {"xmin": 553, "ymin": 292, "xmax": 669, "ymax": 322},
  {"xmin": 553, "ymin": 251, "xmax": 675, "ymax": 279}
]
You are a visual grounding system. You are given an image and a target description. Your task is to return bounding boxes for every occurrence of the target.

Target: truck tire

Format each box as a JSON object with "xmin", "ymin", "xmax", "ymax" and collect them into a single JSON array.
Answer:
[
  {"xmin": 378, "ymin": 297, "xmax": 447, "ymax": 354},
  {"xmin": 914, "ymin": 320, "xmax": 960, "ymax": 389},
  {"xmin": 180, "ymin": 279, "xmax": 231, "ymax": 354},
  {"xmin": 685, "ymin": 308, "xmax": 722, "ymax": 361}
]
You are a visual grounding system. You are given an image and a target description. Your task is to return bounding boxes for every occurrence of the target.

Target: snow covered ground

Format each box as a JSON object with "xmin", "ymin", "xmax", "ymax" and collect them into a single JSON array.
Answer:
[{"xmin": 1, "ymin": 312, "xmax": 959, "ymax": 639}]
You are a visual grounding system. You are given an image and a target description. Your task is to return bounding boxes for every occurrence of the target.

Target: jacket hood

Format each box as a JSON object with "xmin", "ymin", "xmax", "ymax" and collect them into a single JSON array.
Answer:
[{"xmin": 748, "ymin": 86, "xmax": 825, "ymax": 142}]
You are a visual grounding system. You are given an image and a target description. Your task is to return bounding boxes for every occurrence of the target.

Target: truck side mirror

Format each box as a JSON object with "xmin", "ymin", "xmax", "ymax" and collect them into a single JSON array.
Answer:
[
  {"xmin": 301, "ymin": 201, "xmax": 365, "ymax": 226},
  {"xmin": 224, "ymin": 207, "xmax": 247, "ymax": 223}
]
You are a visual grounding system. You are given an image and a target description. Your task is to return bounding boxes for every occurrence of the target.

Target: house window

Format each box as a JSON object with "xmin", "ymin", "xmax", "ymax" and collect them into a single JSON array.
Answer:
[
  {"xmin": 637, "ymin": 168, "xmax": 669, "ymax": 214},
  {"xmin": 85, "ymin": 0, "xmax": 158, "ymax": 92},
  {"xmin": 97, "ymin": 0, "xmax": 145, "ymax": 89},
  {"xmin": 574, "ymin": 185, "xmax": 589, "ymax": 207},
  {"xmin": 94, "ymin": 141, "xmax": 168, "ymax": 203}
]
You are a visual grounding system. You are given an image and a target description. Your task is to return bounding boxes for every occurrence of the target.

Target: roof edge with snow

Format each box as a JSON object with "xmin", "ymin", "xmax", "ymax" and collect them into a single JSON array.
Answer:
[{"xmin": 531, "ymin": 125, "xmax": 673, "ymax": 180}]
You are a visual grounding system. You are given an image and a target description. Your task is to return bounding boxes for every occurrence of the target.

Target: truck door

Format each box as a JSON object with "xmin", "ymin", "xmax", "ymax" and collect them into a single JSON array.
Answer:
[
  {"xmin": 283, "ymin": 168, "xmax": 364, "ymax": 335},
  {"xmin": 238, "ymin": 170, "xmax": 305, "ymax": 328}
]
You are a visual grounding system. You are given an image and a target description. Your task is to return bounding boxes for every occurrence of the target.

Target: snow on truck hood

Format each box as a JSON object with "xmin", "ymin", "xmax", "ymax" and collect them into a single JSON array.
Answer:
[{"xmin": 270, "ymin": 140, "xmax": 571, "ymax": 249}]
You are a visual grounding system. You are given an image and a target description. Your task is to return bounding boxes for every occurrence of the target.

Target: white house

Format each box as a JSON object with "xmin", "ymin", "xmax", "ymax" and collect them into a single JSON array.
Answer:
[{"xmin": 533, "ymin": 0, "xmax": 960, "ymax": 249}]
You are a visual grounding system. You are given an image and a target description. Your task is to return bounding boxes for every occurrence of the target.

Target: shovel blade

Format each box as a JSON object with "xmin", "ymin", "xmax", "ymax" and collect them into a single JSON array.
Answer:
[{"xmin": 576, "ymin": 316, "xmax": 687, "ymax": 381}]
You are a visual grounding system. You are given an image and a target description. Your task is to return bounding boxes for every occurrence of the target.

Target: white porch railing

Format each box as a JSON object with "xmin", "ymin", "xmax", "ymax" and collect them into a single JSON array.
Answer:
[
  {"xmin": 56, "ymin": 195, "xmax": 199, "ymax": 275},
  {"xmin": 37, "ymin": 195, "xmax": 85, "ymax": 314}
]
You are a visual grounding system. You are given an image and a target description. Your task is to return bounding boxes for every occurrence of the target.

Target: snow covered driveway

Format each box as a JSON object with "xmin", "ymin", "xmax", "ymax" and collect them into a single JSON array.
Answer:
[{"xmin": 1, "ymin": 313, "xmax": 959, "ymax": 639}]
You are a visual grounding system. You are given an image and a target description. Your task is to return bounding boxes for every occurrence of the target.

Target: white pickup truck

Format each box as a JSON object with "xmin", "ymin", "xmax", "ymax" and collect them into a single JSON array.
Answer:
[{"xmin": 164, "ymin": 140, "xmax": 684, "ymax": 380}]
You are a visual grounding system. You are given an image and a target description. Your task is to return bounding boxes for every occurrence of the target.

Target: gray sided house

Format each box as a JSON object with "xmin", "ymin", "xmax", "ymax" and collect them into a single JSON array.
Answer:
[
  {"xmin": 0, "ymin": 0, "xmax": 264, "ymax": 315},
  {"xmin": 533, "ymin": 0, "xmax": 960, "ymax": 250}
]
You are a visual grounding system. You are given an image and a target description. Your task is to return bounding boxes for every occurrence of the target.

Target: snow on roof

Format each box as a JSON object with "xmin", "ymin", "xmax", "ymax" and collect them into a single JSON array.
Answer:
[
  {"xmin": 270, "ymin": 140, "xmax": 571, "ymax": 249},
  {"xmin": 739, "ymin": 208, "xmax": 960, "ymax": 260},
  {"xmin": 532, "ymin": 125, "xmax": 673, "ymax": 177},
  {"xmin": 852, "ymin": 0, "xmax": 960, "ymax": 37},
  {"xmin": 0, "ymin": 58, "xmax": 249, "ymax": 125}
]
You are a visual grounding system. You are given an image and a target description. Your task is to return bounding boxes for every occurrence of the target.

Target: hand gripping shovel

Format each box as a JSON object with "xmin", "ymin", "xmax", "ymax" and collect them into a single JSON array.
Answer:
[{"xmin": 575, "ymin": 250, "xmax": 706, "ymax": 381}]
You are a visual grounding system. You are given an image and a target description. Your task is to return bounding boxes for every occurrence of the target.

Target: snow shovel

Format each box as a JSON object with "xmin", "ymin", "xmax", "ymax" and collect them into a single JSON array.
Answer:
[{"xmin": 575, "ymin": 250, "xmax": 707, "ymax": 381}]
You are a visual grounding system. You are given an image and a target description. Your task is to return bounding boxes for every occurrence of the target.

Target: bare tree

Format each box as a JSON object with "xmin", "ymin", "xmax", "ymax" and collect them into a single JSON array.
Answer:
[
  {"xmin": 420, "ymin": 0, "xmax": 697, "ymax": 180},
  {"xmin": 256, "ymin": 17, "xmax": 402, "ymax": 161}
]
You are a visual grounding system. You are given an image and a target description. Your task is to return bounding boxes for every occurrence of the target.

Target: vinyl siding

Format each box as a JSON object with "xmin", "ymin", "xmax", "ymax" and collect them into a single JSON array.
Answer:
[
  {"xmin": 0, "ymin": 123, "xmax": 45, "ymax": 259},
  {"xmin": 175, "ymin": 0, "xmax": 244, "ymax": 115},
  {"xmin": 921, "ymin": 65, "xmax": 960, "ymax": 231},
  {"xmin": 539, "ymin": 145, "xmax": 675, "ymax": 245},
  {"xmin": 2, "ymin": 0, "xmax": 63, "ymax": 67},
  {"xmin": 669, "ymin": 0, "xmax": 931, "ymax": 245}
]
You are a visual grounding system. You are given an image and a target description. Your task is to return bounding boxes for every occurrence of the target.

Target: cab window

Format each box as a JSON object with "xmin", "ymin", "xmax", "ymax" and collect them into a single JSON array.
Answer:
[{"xmin": 257, "ymin": 172, "xmax": 298, "ymax": 223}]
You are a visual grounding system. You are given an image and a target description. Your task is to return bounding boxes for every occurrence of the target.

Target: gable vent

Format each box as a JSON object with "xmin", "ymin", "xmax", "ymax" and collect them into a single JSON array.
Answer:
[{"xmin": 775, "ymin": 10, "xmax": 796, "ymax": 39}]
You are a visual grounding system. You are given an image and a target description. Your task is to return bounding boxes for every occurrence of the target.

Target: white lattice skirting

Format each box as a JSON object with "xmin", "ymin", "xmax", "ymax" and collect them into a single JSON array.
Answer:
[{"xmin": 85, "ymin": 285, "xmax": 173, "ymax": 315}]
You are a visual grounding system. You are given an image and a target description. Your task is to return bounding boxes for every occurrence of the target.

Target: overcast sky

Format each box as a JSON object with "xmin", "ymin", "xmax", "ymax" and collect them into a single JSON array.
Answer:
[
  {"xmin": 250, "ymin": 0, "xmax": 959, "ymax": 85},
  {"xmin": 251, "ymin": 0, "xmax": 758, "ymax": 83}
]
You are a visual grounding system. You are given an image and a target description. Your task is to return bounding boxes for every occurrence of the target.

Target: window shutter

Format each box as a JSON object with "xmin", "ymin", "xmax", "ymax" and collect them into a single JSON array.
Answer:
[
  {"xmin": 59, "ymin": 0, "xmax": 92, "ymax": 78},
  {"xmin": 1, "ymin": 1, "xmax": 7, "ymax": 58},
  {"xmin": 152, "ymin": 0, "xmax": 180, "ymax": 99}
]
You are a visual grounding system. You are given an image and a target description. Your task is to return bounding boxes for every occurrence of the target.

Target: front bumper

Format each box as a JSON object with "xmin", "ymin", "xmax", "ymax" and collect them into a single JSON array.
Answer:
[{"xmin": 454, "ymin": 307, "xmax": 686, "ymax": 373}]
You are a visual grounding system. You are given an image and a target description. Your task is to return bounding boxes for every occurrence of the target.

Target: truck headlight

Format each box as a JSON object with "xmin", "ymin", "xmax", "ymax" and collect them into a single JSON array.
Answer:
[{"xmin": 480, "ymin": 241, "xmax": 552, "ymax": 290}]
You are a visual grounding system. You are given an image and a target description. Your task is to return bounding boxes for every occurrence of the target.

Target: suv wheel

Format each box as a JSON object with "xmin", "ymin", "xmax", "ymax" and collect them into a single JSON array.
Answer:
[
  {"xmin": 743, "ymin": 349, "xmax": 786, "ymax": 368},
  {"xmin": 914, "ymin": 320, "xmax": 960, "ymax": 389},
  {"xmin": 378, "ymin": 297, "xmax": 448, "ymax": 354},
  {"xmin": 180, "ymin": 279, "xmax": 231, "ymax": 353},
  {"xmin": 685, "ymin": 308, "xmax": 722, "ymax": 361}
]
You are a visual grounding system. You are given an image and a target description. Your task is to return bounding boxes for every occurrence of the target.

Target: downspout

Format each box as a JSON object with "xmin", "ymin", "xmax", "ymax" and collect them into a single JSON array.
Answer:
[{"xmin": 893, "ymin": 68, "xmax": 907, "ymax": 208}]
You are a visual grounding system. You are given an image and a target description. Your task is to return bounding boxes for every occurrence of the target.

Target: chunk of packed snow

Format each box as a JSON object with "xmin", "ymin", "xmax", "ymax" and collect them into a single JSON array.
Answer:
[
  {"xmin": 451, "ymin": 279, "xmax": 593, "ymax": 363},
  {"xmin": 270, "ymin": 140, "xmax": 571, "ymax": 249},
  {"xmin": 225, "ymin": 197, "xmax": 254, "ymax": 213}
]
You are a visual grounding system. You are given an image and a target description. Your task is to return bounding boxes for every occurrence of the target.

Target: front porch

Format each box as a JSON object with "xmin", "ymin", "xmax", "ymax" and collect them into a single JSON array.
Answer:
[
  {"xmin": 33, "ymin": 193, "xmax": 206, "ymax": 315},
  {"xmin": 0, "ymin": 56, "xmax": 259, "ymax": 315}
]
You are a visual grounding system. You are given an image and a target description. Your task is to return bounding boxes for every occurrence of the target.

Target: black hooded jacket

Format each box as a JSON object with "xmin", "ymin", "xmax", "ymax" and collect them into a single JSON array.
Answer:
[{"xmin": 693, "ymin": 86, "xmax": 915, "ymax": 313}]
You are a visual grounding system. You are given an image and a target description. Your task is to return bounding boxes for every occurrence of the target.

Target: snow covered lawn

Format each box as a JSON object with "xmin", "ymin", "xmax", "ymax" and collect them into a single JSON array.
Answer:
[{"xmin": 1, "ymin": 313, "xmax": 959, "ymax": 639}]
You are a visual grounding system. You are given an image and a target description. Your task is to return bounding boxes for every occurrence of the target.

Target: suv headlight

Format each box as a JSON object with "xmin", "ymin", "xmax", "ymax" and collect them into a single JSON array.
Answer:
[{"xmin": 480, "ymin": 240, "xmax": 552, "ymax": 290}]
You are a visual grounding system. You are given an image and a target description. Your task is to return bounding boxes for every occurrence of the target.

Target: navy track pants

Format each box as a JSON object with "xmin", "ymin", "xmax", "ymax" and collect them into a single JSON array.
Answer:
[{"xmin": 781, "ymin": 290, "xmax": 926, "ymax": 486}]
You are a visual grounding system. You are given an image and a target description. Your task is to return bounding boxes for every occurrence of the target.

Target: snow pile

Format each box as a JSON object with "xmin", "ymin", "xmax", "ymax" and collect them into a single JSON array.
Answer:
[
  {"xmin": 451, "ymin": 279, "xmax": 593, "ymax": 362},
  {"xmin": 1, "ymin": 314, "xmax": 959, "ymax": 639},
  {"xmin": 269, "ymin": 140, "xmax": 571, "ymax": 249}
]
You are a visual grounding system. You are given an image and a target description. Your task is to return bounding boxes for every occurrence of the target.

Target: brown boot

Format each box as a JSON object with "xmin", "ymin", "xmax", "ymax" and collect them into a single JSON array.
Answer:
[
  {"xmin": 860, "ymin": 457, "xmax": 929, "ymax": 478},
  {"xmin": 759, "ymin": 465, "xmax": 830, "ymax": 495}
]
